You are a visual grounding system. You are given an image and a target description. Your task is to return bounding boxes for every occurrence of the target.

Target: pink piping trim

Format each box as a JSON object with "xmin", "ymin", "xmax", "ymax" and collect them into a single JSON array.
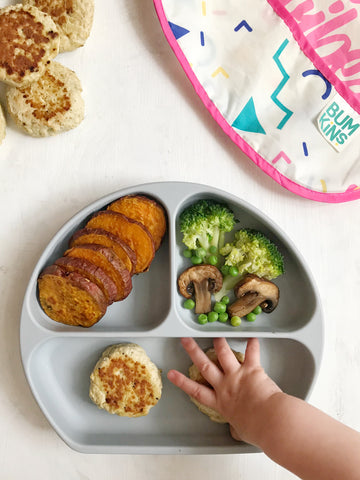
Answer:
[
  {"xmin": 268, "ymin": 0, "xmax": 360, "ymax": 116},
  {"xmin": 153, "ymin": 0, "xmax": 360, "ymax": 203}
]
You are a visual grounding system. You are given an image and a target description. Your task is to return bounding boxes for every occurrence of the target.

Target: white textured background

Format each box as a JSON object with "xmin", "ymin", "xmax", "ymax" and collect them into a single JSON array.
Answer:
[{"xmin": 1, "ymin": 0, "xmax": 360, "ymax": 478}]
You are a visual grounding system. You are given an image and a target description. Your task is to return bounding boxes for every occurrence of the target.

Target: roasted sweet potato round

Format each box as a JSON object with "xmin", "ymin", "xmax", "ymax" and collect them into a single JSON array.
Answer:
[
  {"xmin": 38, "ymin": 265, "xmax": 108, "ymax": 327},
  {"xmin": 108, "ymin": 195, "xmax": 167, "ymax": 251},
  {"xmin": 69, "ymin": 228, "xmax": 137, "ymax": 275},
  {"xmin": 55, "ymin": 256, "xmax": 118, "ymax": 305},
  {"xmin": 86, "ymin": 211, "xmax": 155, "ymax": 273},
  {"xmin": 64, "ymin": 244, "xmax": 132, "ymax": 301}
]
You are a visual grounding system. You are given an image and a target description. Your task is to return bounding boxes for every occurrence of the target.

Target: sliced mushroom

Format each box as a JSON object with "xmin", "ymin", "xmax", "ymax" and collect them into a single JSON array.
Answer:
[
  {"xmin": 178, "ymin": 265, "xmax": 223, "ymax": 314},
  {"xmin": 228, "ymin": 274, "xmax": 279, "ymax": 318}
]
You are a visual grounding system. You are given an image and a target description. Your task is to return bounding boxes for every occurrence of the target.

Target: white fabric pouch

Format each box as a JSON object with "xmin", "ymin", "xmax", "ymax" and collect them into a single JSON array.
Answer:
[{"xmin": 154, "ymin": 0, "xmax": 360, "ymax": 202}]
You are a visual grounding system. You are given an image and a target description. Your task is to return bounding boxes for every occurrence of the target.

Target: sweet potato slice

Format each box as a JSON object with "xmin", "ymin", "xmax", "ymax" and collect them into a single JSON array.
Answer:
[
  {"xmin": 64, "ymin": 244, "xmax": 132, "ymax": 301},
  {"xmin": 86, "ymin": 211, "xmax": 155, "ymax": 273},
  {"xmin": 108, "ymin": 195, "xmax": 167, "ymax": 251},
  {"xmin": 55, "ymin": 256, "xmax": 118, "ymax": 304},
  {"xmin": 69, "ymin": 228, "xmax": 136, "ymax": 275},
  {"xmin": 38, "ymin": 265, "xmax": 107, "ymax": 327}
]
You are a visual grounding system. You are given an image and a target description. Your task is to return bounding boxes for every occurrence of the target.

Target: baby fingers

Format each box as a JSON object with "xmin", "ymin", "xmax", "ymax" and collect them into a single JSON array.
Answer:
[
  {"xmin": 180, "ymin": 338, "xmax": 223, "ymax": 387},
  {"xmin": 213, "ymin": 337, "xmax": 242, "ymax": 374},
  {"xmin": 244, "ymin": 338, "xmax": 261, "ymax": 368},
  {"xmin": 167, "ymin": 369, "xmax": 217, "ymax": 409}
]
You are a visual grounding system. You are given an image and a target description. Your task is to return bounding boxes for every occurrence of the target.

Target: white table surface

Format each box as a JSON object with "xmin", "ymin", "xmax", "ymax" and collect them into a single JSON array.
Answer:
[{"xmin": 1, "ymin": 1, "xmax": 360, "ymax": 478}]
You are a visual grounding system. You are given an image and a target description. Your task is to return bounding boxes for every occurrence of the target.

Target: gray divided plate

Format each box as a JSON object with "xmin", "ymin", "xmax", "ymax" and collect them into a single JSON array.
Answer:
[{"xmin": 20, "ymin": 182, "xmax": 324, "ymax": 454}]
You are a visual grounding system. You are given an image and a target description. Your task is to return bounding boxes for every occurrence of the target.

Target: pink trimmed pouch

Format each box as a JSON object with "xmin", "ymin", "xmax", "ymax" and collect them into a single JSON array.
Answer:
[{"xmin": 154, "ymin": 0, "xmax": 360, "ymax": 202}]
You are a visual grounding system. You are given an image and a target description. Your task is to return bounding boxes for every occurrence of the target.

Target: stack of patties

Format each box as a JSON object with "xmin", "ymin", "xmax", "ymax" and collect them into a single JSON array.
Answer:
[
  {"xmin": 0, "ymin": 0, "xmax": 94, "ymax": 139},
  {"xmin": 189, "ymin": 347, "xmax": 244, "ymax": 423},
  {"xmin": 89, "ymin": 344, "xmax": 162, "ymax": 417}
]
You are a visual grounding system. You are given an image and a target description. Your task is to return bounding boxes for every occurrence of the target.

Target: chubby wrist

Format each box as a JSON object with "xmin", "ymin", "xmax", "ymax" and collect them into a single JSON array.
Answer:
[
  {"xmin": 254, "ymin": 391, "xmax": 289, "ymax": 447},
  {"xmin": 232, "ymin": 391, "xmax": 287, "ymax": 448}
]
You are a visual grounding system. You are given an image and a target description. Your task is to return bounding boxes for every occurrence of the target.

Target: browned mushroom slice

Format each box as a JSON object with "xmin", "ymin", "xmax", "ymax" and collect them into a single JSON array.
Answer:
[
  {"xmin": 178, "ymin": 265, "xmax": 223, "ymax": 314},
  {"xmin": 228, "ymin": 274, "xmax": 279, "ymax": 318}
]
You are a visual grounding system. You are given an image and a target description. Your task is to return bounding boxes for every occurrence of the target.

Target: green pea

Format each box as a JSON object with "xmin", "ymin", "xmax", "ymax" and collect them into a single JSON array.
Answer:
[
  {"xmin": 221, "ymin": 295, "xmax": 230, "ymax": 305},
  {"xmin": 184, "ymin": 299, "xmax": 195, "ymax": 310},
  {"xmin": 209, "ymin": 246, "xmax": 218, "ymax": 254},
  {"xmin": 198, "ymin": 314, "xmax": 208, "ymax": 324},
  {"xmin": 246, "ymin": 313, "xmax": 257, "ymax": 322},
  {"xmin": 208, "ymin": 311, "xmax": 219, "ymax": 323},
  {"xmin": 253, "ymin": 305, "xmax": 262, "ymax": 315},
  {"xmin": 196, "ymin": 247, "xmax": 207, "ymax": 258},
  {"xmin": 230, "ymin": 316, "xmax": 242, "ymax": 327},
  {"xmin": 221, "ymin": 265, "xmax": 230, "ymax": 275},
  {"xmin": 208, "ymin": 255, "xmax": 218, "ymax": 266},
  {"xmin": 183, "ymin": 249, "xmax": 192, "ymax": 258},
  {"xmin": 213, "ymin": 302, "xmax": 226, "ymax": 314},
  {"xmin": 191, "ymin": 255, "xmax": 202, "ymax": 265},
  {"xmin": 218, "ymin": 312, "xmax": 229, "ymax": 323},
  {"xmin": 229, "ymin": 266, "xmax": 239, "ymax": 277}
]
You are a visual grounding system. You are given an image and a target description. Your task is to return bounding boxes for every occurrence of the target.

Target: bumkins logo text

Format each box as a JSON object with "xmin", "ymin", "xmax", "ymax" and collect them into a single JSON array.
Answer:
[{"xmin": 317, "ymin": 94, "xmax": 360, "ymax": 152}]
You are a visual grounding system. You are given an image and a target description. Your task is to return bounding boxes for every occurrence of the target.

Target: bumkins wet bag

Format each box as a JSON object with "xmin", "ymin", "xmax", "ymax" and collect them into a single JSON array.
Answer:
[{"xmin": 154, "ymin": 0, "xmax": 360, "ymax": 202}]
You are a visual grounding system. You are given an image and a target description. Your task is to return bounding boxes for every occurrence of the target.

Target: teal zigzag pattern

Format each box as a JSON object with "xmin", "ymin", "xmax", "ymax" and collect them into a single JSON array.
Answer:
[{"xmin": 271, "ymin": 39, "xmax": 293, "ymax": 130}]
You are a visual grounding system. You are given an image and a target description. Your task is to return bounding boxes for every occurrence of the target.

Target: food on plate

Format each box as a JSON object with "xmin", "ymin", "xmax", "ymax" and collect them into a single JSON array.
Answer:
[
  {"xmin": 6, "ymin": 61, "xmax": 84, "ymax": 137},
  {"xmin": 227, "ymin": 274, "xmax": 280, "ymax": 319},
  {"xmin": 89, "ymin": 343, "xmax": 162, "ymax": 417},
  {"xmin": 0, "ymin": 4, "xmax": 59, "ymax": 87},
  {"xmin": 180, "ymin": 199, "xmax": 235, "ymax": 266},
  {"xmin": 215, "ymin": 228, "xmax": 284, "ymax": 301},
  {"xmin": 64, "ymin": 244, "xmax": 132, "ymax": 301},
  {"xmin": 38, "ymin": 264, "xmax": 107, "ymax": 327},
  {"xmin": 37, "ymin": 194, "xmax": 166, "ymax": 326},
  {"xmin": 178, "ymin": 265, "xmax": 223, "ymax": 314},
  {"xmin": 69, "ymin": 228, "xmax": 137, "ymax": 275},
  {"xmin": 55, "ymin": 255, "xmax": 119, "ymax": 305},
  {"xmin": 0, "ymin": 104, "xmax": 5, "ymax": 144},
  {"xmin": 188, "ymin": 347, "xmax": 244, "ymax": 423},
  {"xmin": 178, "ymin": 199, "xmax": 284, "ymax": 325},
  {"xmin": 108, "ymin": 195, "xmax": 167, "ymax": 251},
  {"xmin": 22, "ymin": 0, "xmax": 95, "ymax": 52},
  {"xmin": 86, "ymin": 211, "xmax": 155, "ymax": 273},
  {"xmin": 230, "ymin": 315, "xmax": 242, "ymax": 327}
]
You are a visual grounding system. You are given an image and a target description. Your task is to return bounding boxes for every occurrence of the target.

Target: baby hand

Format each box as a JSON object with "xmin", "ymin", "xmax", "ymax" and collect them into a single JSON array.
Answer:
[{"xmin": 167, "ymin": 337, "xmax": 281, "ymax": 445}]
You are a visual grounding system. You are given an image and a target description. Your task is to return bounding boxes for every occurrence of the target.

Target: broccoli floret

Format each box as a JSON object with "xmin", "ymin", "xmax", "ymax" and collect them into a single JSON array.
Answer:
[
  {"xmin": 214, "ymin": 228, "xmax": 284, "ymax": 300},
  {"xmin": 180, "ymin": 199, "xmax": 235, "ymax": 259}
]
